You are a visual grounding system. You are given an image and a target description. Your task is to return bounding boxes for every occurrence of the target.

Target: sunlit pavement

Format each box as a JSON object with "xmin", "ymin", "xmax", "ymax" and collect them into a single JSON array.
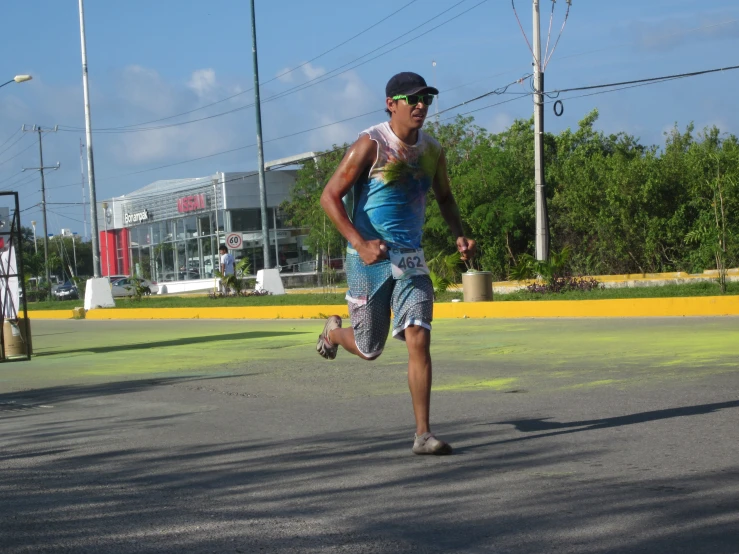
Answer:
[{"xmin": 1, "ymin": 318, "xmax": 738, "ymax": 553}]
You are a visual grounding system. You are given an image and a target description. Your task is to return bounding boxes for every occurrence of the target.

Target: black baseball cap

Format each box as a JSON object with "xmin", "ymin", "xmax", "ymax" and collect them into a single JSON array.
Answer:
[{"xmin": 385, "ymin": 72, "xmax": 439, "ymax": 98}]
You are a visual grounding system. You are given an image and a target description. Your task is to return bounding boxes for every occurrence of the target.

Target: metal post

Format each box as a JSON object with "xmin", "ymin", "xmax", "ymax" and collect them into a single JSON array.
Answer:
[
  {"xmin": 22, "ymin": 125, "xmax": 59, "ymax": 297},
  {"xmin": 78, "ymin": 0, "xmax": 101, "ymax": 277},
  {"xmin": 249, "ymin": 0, "xmax": 271, "ymax": 270},
  {"xmin": 31, "ymin": 221, "xmax": 37, "ymax": 254},
  {"xmin": 273, "ymin": 207, "xmax": 279, "ymax": 269},
  {"xmin": 37, "ymin": 128, "xmax": 51, "ymax": 291},
  {"xmin": 533, "ymin": 0, "xmax": 549, "ymax": 262},
  {"xmin": 212, "ymin": 178, "xmax": 220, "ymax": 291},
  {"xmin": 79, "ymin": 138, "xmax": 88, "ymax": 241},
  {"xmin": 102, "ymin": 202, "xmax": 111, "ymax": 277},
  {"xmin": 72, "ymin": 233, "xmax": 78, "ymax": 277}
]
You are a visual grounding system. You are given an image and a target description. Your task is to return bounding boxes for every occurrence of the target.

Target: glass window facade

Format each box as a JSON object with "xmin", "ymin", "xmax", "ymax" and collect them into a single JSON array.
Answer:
[
  {"xmin": 128, "ymin": 211, "xmax": 224, "ymax": 282},
  {"xmin": 104, "ymin": 172, "xmax": 319, "ymax": 284}
]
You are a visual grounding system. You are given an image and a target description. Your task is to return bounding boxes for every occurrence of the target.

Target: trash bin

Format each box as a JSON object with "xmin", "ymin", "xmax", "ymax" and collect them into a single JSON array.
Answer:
[
  {"xmin": 2, "ymin": 319, "xmax": 32, "ymax": 359},
  {"xmin": 462, "ymin": 271, "xmax": 494, "ymax": 302}
]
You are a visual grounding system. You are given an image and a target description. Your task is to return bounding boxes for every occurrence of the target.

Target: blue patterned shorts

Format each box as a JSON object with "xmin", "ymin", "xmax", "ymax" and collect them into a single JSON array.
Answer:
[{"xmin": 345, "ymin": 251, "xmax": 433, "ymax": 358}]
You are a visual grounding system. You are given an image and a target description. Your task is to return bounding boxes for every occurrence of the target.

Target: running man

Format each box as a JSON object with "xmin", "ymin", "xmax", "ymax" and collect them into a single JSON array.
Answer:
[{"xmin": 317, "ymin": 72, "xmax": 476, "ymax": 455}]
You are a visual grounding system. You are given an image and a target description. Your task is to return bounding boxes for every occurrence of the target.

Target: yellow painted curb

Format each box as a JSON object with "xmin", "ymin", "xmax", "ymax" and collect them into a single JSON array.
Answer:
[
  {"xmin": 433, "ymin": 296, "xmax": 739, "ymax": 318},
  {"xmin": 27, "ymin": 310, "xmax": 76, "ymax": 320},
  {"xmin": 84, "ymin": 305, "xmax": 349, "ymax": 320},
  {"xmin": 26, "ymin": 296, "xmax": 739, "ymax": 320}
]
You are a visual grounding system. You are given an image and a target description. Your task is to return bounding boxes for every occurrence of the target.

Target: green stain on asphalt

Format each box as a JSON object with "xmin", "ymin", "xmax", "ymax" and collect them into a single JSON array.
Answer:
[
  {"xmin": 4, "ymin": 318, "xmax": 738, "ymax": 398},
  {"xmin": 567, "ymin": 379, "xmax": 619, "ymax": 389},
  {"xmin": 433, "ymin": 378, "xmax": 517, "ymax": 392}
]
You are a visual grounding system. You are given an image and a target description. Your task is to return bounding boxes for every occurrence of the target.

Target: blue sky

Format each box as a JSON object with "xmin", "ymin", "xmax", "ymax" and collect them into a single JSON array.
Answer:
[{"xmin": 1, "ymin": 0, "xmax": 738, "ymax": 237}]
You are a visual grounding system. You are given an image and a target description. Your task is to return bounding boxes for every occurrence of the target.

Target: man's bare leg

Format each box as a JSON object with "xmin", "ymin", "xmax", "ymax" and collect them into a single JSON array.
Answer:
[
  {"xmin": 329, "ymin": 327, "xmax": 377, "ymax": 360},
  {"xmin": 404, "ymin": 325, "xmax": 432, "ymax": 435}
]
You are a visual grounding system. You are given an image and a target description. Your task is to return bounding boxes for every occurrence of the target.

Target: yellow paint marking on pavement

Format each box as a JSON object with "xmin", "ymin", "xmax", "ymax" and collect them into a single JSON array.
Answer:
[{"xmin": 26, "ymin": 295, "xmax": 739, "ymax": 320}]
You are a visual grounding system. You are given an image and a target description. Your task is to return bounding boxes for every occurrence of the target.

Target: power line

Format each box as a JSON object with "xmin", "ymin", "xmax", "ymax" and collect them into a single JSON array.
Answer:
[
  {"xmin": 543, "ymin": 63, "xmax": 739, "ymax": 96},
  {"xmin": 259, "ymin": 0, "xmax": 486, "ymax": 106},
  {"xmin": 268, "ymin": 0, "xmax": 420, "ymax": 86},
  {"xmin": 98, "ymin": 108, "xmax": 382, "ymax": 180},
  {"xmin": 56, "ymin": 0, "xmax": 421, "ymax": 134},
  {"xmin": 0, "ymin": 129, "xmax": 20, "ymax": 150},
  {"xmin": 58, "ymin": 0, "xmax": 485, "ymax": 135},
  {"xmin": 0, "ymin": 133, "xmax": 26, "ymax": 158},
  {"xmin": 0, "ymin": 137, "xmax": 37, "ymax": 167},
  {"xmin": 436, "ymin": 75, "xmax": 533, "ymax": 117},
  {"xmin": 0, "ymin": 170, "xmax": 23, "ymax": 186},
  {"xmin": 542, "ymin": 0, "xmax": 571, "ymax": 70}
]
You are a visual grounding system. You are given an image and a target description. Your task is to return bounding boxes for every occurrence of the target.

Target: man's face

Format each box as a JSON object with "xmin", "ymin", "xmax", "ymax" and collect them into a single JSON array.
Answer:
[{"xmin": 386, "ymin": 94, "xmax": 430, "ymax": 130}]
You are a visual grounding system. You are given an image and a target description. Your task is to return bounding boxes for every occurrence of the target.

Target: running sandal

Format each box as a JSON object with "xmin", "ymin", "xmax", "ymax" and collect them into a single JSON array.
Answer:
[
  {"xmin": 316, "ymin": 315, "xmax": 342, "ymax": 360},
  {"xmin": 412, "ymin": 432, "xmax": 453, "ymax": 455}
]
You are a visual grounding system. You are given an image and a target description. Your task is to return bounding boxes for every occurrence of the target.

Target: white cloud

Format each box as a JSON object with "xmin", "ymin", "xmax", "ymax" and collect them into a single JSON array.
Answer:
[
  {"xmin": 626, "ymin": 14, "xmax": 739, "ymax": 51},
  {"xmin": 187, "ymin": 68, "xmax": 217, "ymax": 98},
  {"xmin": 487, "ymin": 112, "xmax": 514, "ymax": 134},
  {"xmin": 275, "ymin": 68, "xmax": 293, "ymax": 84},
  {"xmin": 301, "ymin": 62, "xmax": 327, "ymax": 81}
]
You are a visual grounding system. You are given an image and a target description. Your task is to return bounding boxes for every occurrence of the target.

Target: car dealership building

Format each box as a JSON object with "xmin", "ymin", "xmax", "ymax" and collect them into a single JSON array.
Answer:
[{"xmin": 97, "ymin": 161, "xmax": 315, "ymax": 292}]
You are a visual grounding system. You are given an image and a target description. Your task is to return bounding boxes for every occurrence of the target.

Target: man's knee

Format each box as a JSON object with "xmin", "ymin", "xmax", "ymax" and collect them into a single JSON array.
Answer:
[{"xmin": 404, "ymin": 325, "xmax": 431, "ymax": 349}]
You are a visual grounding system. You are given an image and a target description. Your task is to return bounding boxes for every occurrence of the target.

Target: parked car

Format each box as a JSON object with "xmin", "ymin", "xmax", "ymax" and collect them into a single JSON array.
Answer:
[
  {"xmin": 160, "ymin": 270, "xmax": 200, "ymax": 281},
  {"xmin": 53, "ymin": 281, "xmax": 79, "ymax": 300},
  {"xmin": 110, "ymin": 277, "xmax": 155, "ymax": 297}
]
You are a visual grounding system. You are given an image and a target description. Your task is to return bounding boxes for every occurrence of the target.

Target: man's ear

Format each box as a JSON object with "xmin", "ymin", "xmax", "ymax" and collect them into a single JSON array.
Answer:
[{"xmin": 385, "ymin": 97, "xmax": 396, "ymax": 115}]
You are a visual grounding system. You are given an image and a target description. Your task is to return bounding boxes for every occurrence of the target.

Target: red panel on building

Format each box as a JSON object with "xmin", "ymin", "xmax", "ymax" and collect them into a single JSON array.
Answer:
[
  {"xmin": 118, "ymin": 228, "xmax": 130, "ymax": 276},
  {"xmin": 177, "ymin": 193, "xmax": 206, "ymax": 213}
]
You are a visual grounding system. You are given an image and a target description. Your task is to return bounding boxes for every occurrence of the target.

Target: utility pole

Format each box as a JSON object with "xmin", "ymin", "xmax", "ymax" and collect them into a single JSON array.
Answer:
[
  {"xmin": 79, "ymin": 138, "xmax": 88, "ymax": 241},
  {"xmin": 249, "ymin": 0, "xmax": 271, "ymax": 270},
  {"xmin": 22, "ymin": 125, "xmax": 59, "ymax": 298},
  {"xmin": 532, "ymin": 0, "xmax": 549, "ymax": 261},
  {"xmin": 78, "ymin": 0, "xmax": 101, "ymax": 278}
]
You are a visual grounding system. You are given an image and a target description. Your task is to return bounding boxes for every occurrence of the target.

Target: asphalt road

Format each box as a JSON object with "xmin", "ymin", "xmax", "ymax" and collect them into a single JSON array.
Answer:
[{"xmin": 1, "ymin": 318, "xmax": 738, "ymax": 553}]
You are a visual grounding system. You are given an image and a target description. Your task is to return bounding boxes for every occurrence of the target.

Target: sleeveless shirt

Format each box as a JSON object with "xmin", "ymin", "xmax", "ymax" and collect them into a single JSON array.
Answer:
[{"xmin": 345, "ymin": 121, "xmax": 442, "ymax": 250}]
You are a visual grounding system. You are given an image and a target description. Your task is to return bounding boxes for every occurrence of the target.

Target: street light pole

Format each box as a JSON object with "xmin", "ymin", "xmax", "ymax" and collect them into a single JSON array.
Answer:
[
  {"xmin": 248, "ymin": 0, "xmax": 271, "ymax": 270},
  {"xmin": 0, "ymin": 75, "xmax": 32, "ymax": 89},
  {"xmin": 78, "ymin": 0, "xmax": 101, "ymax": 278}
]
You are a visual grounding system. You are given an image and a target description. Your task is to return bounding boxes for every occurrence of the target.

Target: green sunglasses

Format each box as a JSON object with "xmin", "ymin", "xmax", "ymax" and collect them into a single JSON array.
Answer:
[{"xmin": 392, "ymin": 93, "xmax": 434, "ymax": 106}]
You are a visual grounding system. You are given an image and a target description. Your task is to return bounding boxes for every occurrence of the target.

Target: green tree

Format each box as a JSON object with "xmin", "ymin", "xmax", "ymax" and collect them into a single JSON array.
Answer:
[{"xmin": 281, "ymin": 146, "xmax": 347, "ymax": 265}]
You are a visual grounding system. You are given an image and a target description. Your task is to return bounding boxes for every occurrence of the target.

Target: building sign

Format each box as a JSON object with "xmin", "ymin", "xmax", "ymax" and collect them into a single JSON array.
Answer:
[
  {"xmin": 177, "ymin": 193, "xmax": 207, "ymax": 213},
  {"xmin": 124, "ymin": 210, "xmax": 151, "ymax": 225}
]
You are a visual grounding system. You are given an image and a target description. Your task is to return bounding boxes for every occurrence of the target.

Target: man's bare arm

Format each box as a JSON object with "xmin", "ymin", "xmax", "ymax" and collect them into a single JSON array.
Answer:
[
  {"xmin": 432, "ymin": 149, "xmax": 476, "ymax": 261},
  {"xmin": 320, "ymin": 135, "xmax": 387, "ymax": 265}
]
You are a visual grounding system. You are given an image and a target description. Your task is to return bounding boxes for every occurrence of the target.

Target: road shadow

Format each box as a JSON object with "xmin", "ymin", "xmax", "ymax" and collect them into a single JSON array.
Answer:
[
  {"xmin": 490, "ymin": 400, "xmax": 739, "ymax": 444},
  {"xmin": 0, "ymin": 417, "xmax": 737, "ymax": 553},
  {"xmin": 0, "ymin": 374, "xmax": 250, "ymax": 407},
  {"xmin": 33, "ymin": 330, "xmax": 305, "ymax": 357}
]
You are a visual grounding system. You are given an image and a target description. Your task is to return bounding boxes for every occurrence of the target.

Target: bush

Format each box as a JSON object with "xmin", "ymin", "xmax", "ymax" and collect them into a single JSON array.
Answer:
[{"xmin": 526, "ymin": 276, "xmax": 603, "ymax": 294}]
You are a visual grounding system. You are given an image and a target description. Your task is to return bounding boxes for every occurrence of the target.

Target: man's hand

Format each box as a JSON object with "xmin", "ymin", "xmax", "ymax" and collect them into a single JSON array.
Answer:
[
  {"xmin": 356, "ymin": 239, "xmax": 389, "ymax": 265},
  {"xmin": 456, "ymin": 237, "xmax": 476, "ymax": 261}
]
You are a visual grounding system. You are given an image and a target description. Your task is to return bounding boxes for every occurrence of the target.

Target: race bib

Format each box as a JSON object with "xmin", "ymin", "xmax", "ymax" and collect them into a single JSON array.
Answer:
[{"xmin": 389, "ymin": 248, "xmax": 429, "ymax": 280}]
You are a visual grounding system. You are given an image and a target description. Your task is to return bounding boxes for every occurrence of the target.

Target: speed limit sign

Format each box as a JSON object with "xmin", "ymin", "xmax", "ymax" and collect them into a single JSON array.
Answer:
[{"xmin": 225, "ymin": 232, "xmax": 243, "ymax": 250}]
